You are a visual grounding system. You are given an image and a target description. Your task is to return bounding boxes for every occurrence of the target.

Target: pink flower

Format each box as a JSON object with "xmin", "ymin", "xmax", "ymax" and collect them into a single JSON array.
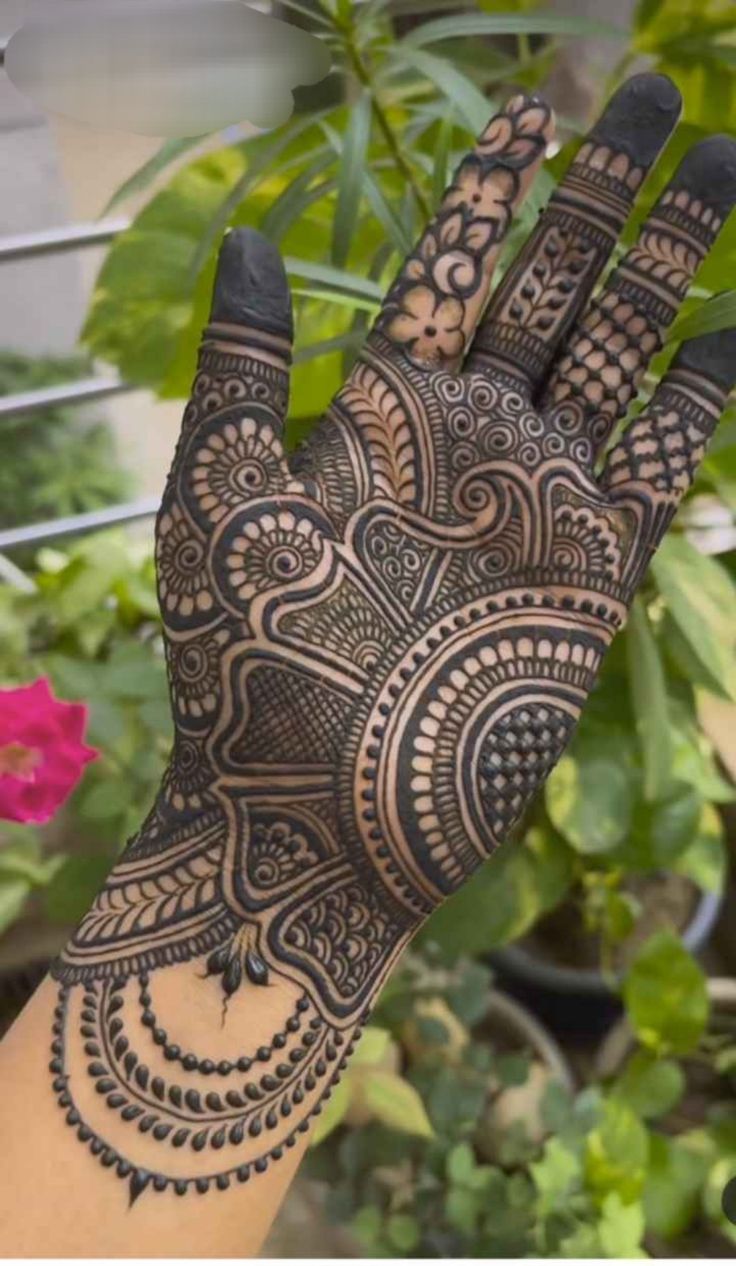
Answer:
[{"xmin": 0, "ymin": 678, "xmax": 96, "ymax": 824}]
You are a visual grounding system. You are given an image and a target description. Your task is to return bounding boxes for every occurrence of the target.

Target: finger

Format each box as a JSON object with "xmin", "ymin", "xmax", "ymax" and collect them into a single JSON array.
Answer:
[
  {"xmin": 465, "ymin": 73, "xmax": 682, "ymax": 393},
  {"xmin": 602, "ymin": 321, "xmax": 736, "ymax": 592},
  {"xmin": 543, "ymin": 135, "xmax": 736, "ymax": 460},
  {"xmin": 184, "ymin": 227, "xmax": 293, "ymax": 438},
  {"xmin": 372, "ymin": 92, "xmax": 554, "ymax": 371},
  {"xmin": 171, "ymin": 229, "xmax": 296, "ymax": 535}
]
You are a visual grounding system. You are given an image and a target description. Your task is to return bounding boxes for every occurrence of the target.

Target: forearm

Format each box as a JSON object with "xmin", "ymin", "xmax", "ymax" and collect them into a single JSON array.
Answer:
[
  {"xmin": 0, "ymin": 759, "xmax": 393, "ymax": 1258},
  {"xmin": 0, "ymin": 962, "xmax": 313, "ymax": 1256}
]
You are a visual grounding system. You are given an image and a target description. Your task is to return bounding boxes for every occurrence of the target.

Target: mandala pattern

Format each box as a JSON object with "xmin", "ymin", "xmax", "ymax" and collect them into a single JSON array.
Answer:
[
  {"xmin": 222, "ymin": 508, "xmax": 325, "ymax": 602},
  {"xmin": 49, "ymin": 79, "xmax": 736, "ymax": 1205},
  {"xmin": 190, "ymin": 418, "xmax": 290, "ymax": 523}
]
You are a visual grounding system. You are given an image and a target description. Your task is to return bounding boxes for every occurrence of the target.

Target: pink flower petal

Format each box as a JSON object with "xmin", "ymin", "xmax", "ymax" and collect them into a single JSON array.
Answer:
[{"xmin": 0, "ymin": 677, "xmax": 97, "ymax": 824}]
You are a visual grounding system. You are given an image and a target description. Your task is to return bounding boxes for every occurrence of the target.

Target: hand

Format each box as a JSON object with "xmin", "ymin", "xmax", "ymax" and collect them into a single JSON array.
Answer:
[{"xmin": 53, "ymin": 73, "xmax": 736, "ymax": 1198}]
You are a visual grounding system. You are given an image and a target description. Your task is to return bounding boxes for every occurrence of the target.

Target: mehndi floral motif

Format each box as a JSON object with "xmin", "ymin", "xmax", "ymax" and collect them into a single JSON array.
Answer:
[
  {"xmin": 223, "ymin": 509, "xmax": 324, "ymax": 602},
  {"xmin": 156, "ymin": 502, "xmax": 214, "ymax": 621},
  {"xmin": 377, "ymin": 92, "xmax": 552, "ymax": 366},
  {"xmin": 191, "ymin": 419, "xmax": 289, "ymax": 523}
]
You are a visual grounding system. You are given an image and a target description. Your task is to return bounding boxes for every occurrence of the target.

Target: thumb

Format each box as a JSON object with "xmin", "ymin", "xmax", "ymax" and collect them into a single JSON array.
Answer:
[
  {"xmin": 163, "ymin": 228, "xmax": 295, "ymax": 551},
  {"xmin": 192, "ymin": 227, "xmax": 293, "ymax": 434}
]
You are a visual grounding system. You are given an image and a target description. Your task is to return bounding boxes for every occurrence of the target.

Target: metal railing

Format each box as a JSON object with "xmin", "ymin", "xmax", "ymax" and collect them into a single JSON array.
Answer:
[
  {"xmin": 0, "ymin": 497, "xmax": 160, "ymax": 551},
  {"xmin": 0, "ymin": 217, "xmax": 129, "ymax": 263},
  {"xmin": 0, "ymin": 374, "xmax": 131, "ymax": 420},
  {"xmin": 0, "ymin": 210, "xmax": 154, "ymax": 553}
]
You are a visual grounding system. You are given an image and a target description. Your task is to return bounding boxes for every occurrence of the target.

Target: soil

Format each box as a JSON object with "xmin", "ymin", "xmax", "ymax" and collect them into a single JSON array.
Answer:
[{"xmin": 520, "ymin": 872, "xmax": 700, "ymax": 974}]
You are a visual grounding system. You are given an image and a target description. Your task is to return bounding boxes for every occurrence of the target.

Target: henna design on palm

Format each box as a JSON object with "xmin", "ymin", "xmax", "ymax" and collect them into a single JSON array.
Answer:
[{"xmin": 50, "ymin": 75, "xmax": 736, "ymax": 1201}]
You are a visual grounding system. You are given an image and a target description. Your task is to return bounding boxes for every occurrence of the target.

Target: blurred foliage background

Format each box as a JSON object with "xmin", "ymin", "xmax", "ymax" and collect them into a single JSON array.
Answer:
[{"xmin": 1, "ymin": 0, "xmax": 736, "ymax": 1256}]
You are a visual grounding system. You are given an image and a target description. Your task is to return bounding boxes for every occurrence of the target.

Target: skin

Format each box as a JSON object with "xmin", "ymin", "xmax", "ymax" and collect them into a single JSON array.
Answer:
[{"xmin": 1, "ymin": 73, "xmax": 736, "ymax": 1257}]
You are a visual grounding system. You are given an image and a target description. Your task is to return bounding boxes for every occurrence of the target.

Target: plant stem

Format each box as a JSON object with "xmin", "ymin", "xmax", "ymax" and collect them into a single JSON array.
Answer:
[
  {"xmin": 344, "ymin": 32, "xmax": 431, "ymax": 221},
  {"xmin": 517, "ymin": 32, "xmax": 532, "ymax": 67}
]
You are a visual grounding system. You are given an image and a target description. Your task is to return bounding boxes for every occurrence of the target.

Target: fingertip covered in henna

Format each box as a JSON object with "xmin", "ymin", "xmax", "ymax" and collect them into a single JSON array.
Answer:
[
  {"xmin": 673, "ymin": 319, "xmax": 736, "ymax": 396},
  {"xmin": 666, "ymin": 134, "xmax": 736, "ymax": 221},
  {"xmin": 210, "ymin": 227, "xmax": 294, "ymax": 341},
  {"xmin": 587, "ymin": 72, "xmax": 681, "ymax": 168}
]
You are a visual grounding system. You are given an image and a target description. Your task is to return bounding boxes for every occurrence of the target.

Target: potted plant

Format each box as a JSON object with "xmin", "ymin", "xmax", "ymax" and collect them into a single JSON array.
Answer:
[
  {"xmin": 292, "ymin": 947, "xmax": 700, "ymax": 1258},
  {"xmin": 273, "ymin": 938, "xmax": 734, "ymax": 1258},
  {"xmin": 595, "ymin": 931, "xmax": 736, "ymax": 1255},
  {"xmin": 267, "ymin": 952, "xmax": 577, "ymax": 1257}
]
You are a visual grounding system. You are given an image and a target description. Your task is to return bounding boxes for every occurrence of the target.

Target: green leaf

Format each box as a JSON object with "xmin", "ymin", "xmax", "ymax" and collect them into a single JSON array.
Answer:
[
  {"xmin": 284, "ymin": 257, "xmax": 384, "ymax": 300},
  {"xmin": 615, "ymin": 782, "xmax": 703, "ymax": 872},
  {"xmin": 85, "ymin": 697, "xmax": 127, "ymax": 749},
  {"xmin": 351, "ymin": 1026, "xmax": 390, "ymax": 1066},
  {"xmin": 44, "ymin": 853, "xmax": 112, "ymax": 924},
  {"xmin": 622, "ymin": 930, "xmax": 709, "ymax": 1056},
  {"xmin": 388, "ymin": 46, "xmax": 492, "ymax": 134},
  {"xmin": 432, "ymin": 115, "xmax": 455, "ymax": 206},
  {"xmin": 310, "ymin": 1076, "xmax": 350, "ymax": 1146},
  {"xmin": 598, "ymin": 1192, "xmax": 646, "ymax": 1258},
  {"xmin": 0, "ymin": 878, "xmax": 31, "ymax": 934},
  {"xmin": 673, "ymin": 801, "xmax": 727, "ymax": 893},
  {"xmin": 626, "ymin": 598, "xmax": 673, "ymax": 801},
  {"xmin": 613, "ymin": 1051, "xmax": 685, "ymax": 1120},
  {"xmin": 447, "ymin": 1141, "xmax": 475, "ymax": 1185},
  {"xmin": 669, "ymin": 705, "xmax": 735, "ymax": 804},
  {"xmin": 103, "ymin": 644, "xmax": 167, "ymax": 701},
  {"xmin": 188, "ymin": 112, "xmax": 334, "ymax": 279},
  {"xmin": 292, "ymin": 332, "xmax": 363, "ymax": 367},
  {"xmin": 361, "ymin": 174, "xmax": 414, "ymax": 257},
  {"xmin": 51, "ymin": 538, "xmax": 131, "ymax": 627},
  {"xmin": 584, "ymin": 1098, "xmax": 649, "ymax": 1205},
  {"xmin": 0, "ymin": 838, "xmax": 63, "ymax": 888},
  {"xmin": 496, "ymin": 1051, "xmax": 530, "ymax": 1087},
  {"xmin": 138, "ymin": 697, "xmax": 174, "ymax": 737},
  {"xmin": 670, "ymin": 289, "xmax": 736, "ymax": 341},
  {"xmin": 362, "ymin": 1070, "xmax": 434, "ymax": 1137},
  {"xmin": 652, "ymin": 536, "xmax": 736, "ymax": 701},
  {"xmin": 546, "ymin": 734, "xmax": 635, "ymax": 854},
  {"xmin": 83, "ymin": 145, "xmax": 247, "ymax": 390},
  {"xmin": 419, "ymin": 825, "xmax": 573, "ymax": 956},
  {"xmin": 530, "ymin": 1137, "xmax": 581, "ymax": 1213},
  {"xmin": 445, "ymin": 1185, "xmax": 480, "ymax": 1235},
  {"xmin": 102, "ymin": 136, "xmax": 208, "ymax": 215},
  {"xmin": 260, "ymin": 151, "xmax": 336, "ymax": 244},
  {"xmin": 278, "ymin": 0, "xmax": 334, "ymax": 27},
  {"xmin": 386, "ymin": 1213, "xmax": 420, "ymax": 1252},
  {"xmin": 401, "ymin": 13, "xmax": 624, "ymax": 47},
  {"xmin": 642, "ymin": 1132, "xmax": 707, "ymax": 1241},
  {"xmin": 332, "ymin": 92, "xmax": 372, "ymax": 267},
  {"xmin": 557, "ymin": 1222, "xmax": 602, "ymax": 1257},
  {"xmin": 289, "ymin": 285, "xmax": 380, "ymax": 314},
  {"xmin": 77, "ymin": 779, "xmax": 132, "ymax": 822},
  {"xmin": 350, "ymin": 1205, "xmax": 382, "ymax": 1251}
]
